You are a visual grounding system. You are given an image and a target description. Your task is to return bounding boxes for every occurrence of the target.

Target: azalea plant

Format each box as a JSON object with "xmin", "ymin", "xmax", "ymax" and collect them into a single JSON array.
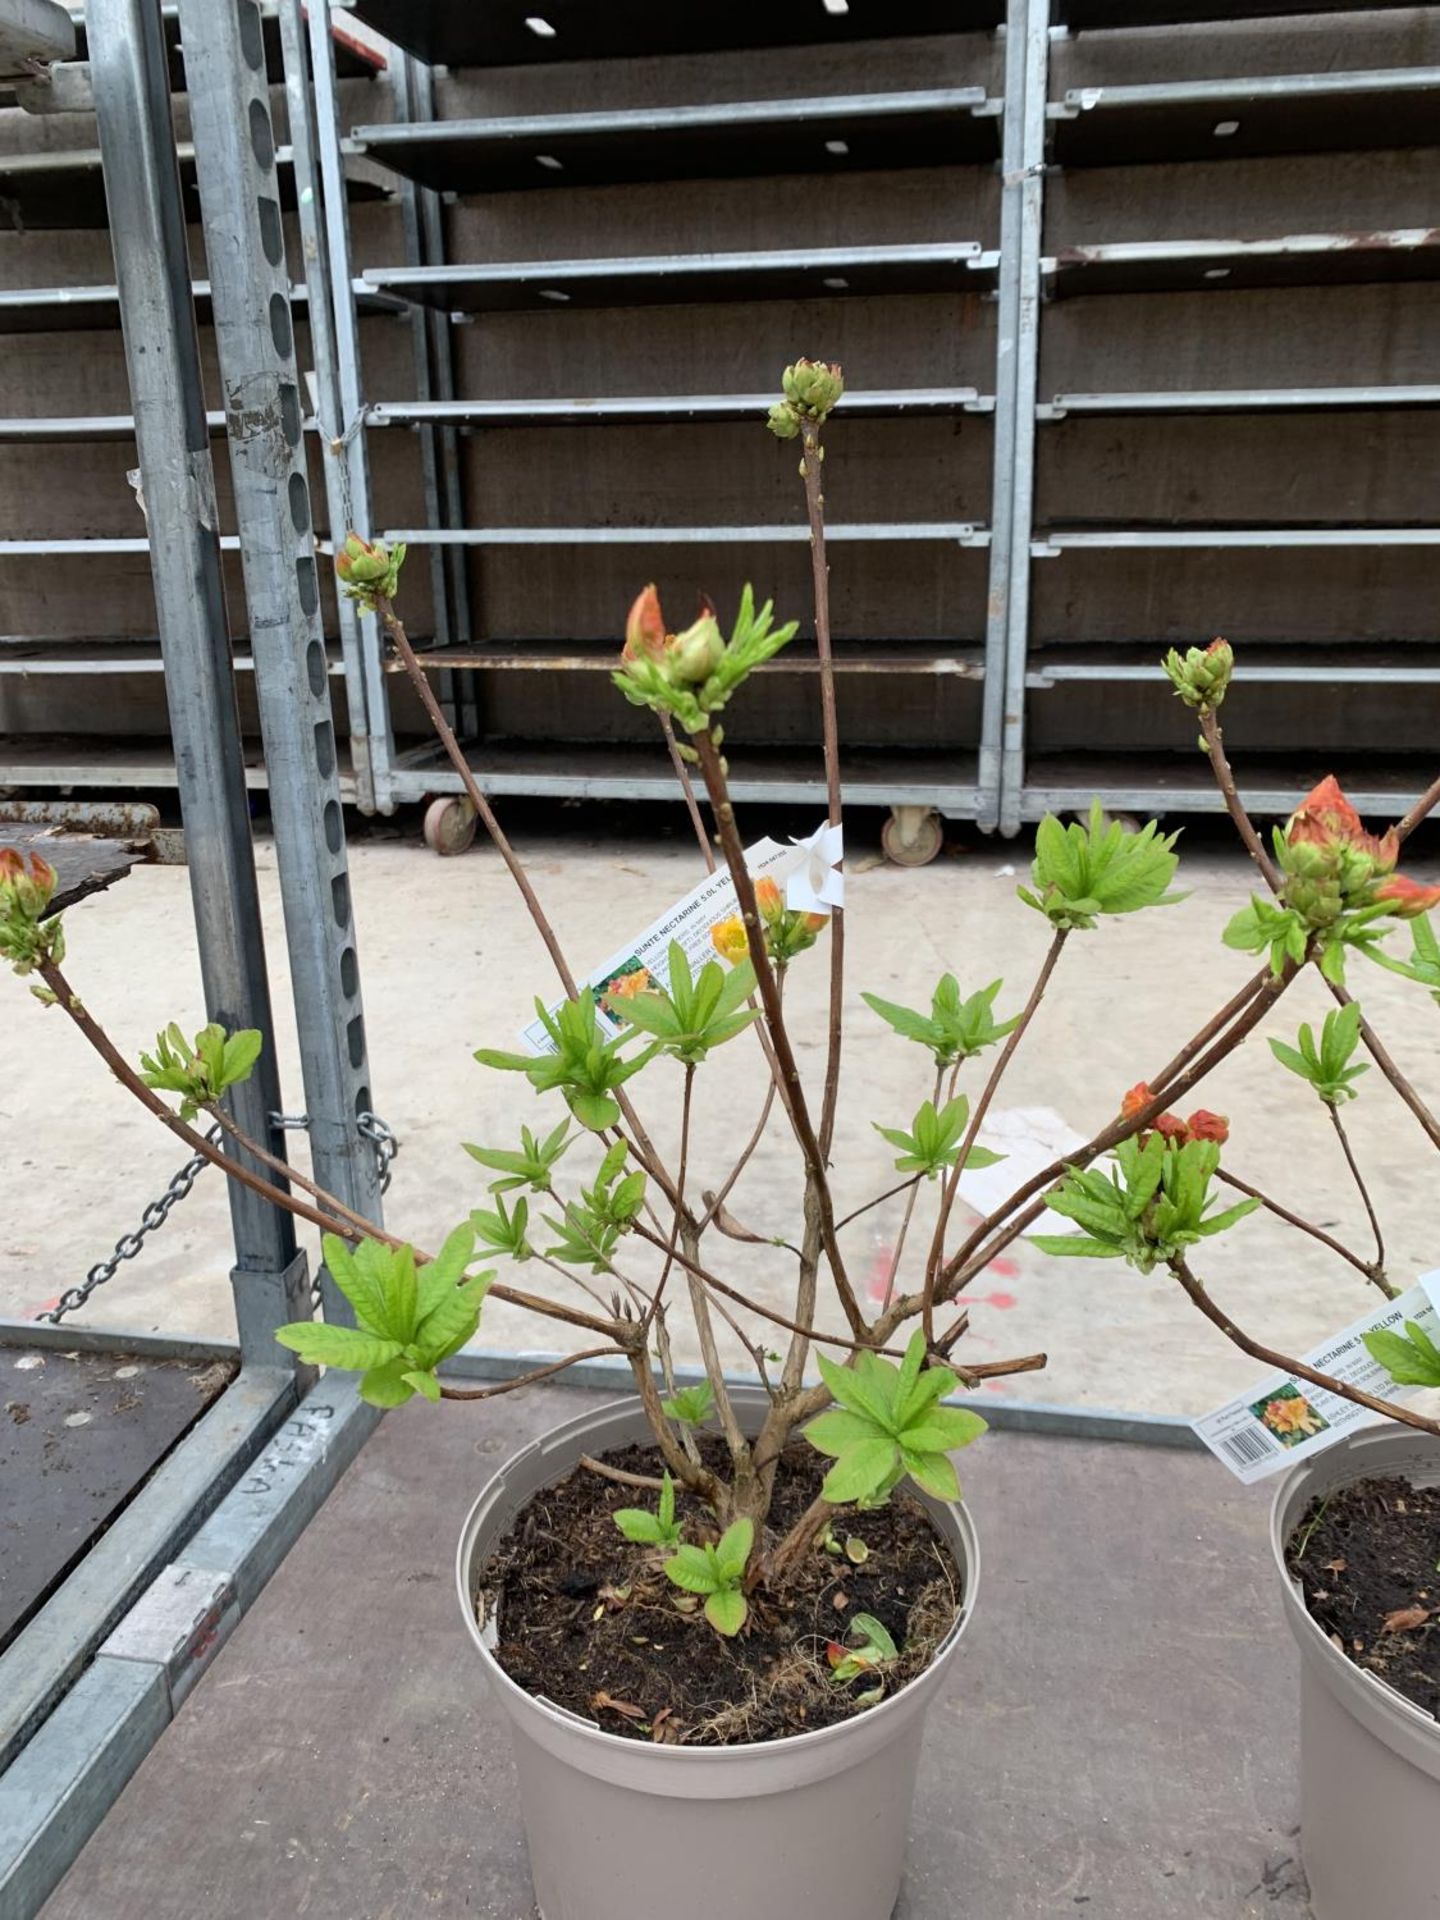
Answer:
[{"xmin": 7, "ymin": 361, "xmax": 1440, "ymax": 1658}]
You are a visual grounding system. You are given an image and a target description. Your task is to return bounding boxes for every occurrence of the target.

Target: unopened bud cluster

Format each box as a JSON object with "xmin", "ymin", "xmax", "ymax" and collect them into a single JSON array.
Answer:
[
  {"xmin": 335, "ymin": 532, "xmax": 407, "ymax": 610},
  {"xmin": 0, "ymin": 847, "xmax": 63, "ymax": 976},
  {"xmin": 1163, "ymin": 638, "xmax": 1233, "ymax": 711},
  {"xmin": 767, "ymin": 358, "xmax": 845, "ymax": 441}
]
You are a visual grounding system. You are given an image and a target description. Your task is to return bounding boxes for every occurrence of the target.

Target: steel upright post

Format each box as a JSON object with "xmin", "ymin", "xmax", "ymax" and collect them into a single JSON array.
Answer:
[
  {"xmin": 176, "ymin": 0, "xmax": 385, "ymax": 1269},
  {"xmin": 307, "ymin": 0, "xmax": 397, "ymax": 813},
  {"xmin": 997, "ymin": 0, "xmax": 1052, "ymax": 837},
  {"xmin": 275, "ymin": 0, "xmax": 376, "ymax": 814},
  {"xmin": 86, "ymin": 0, "xmax": 310, "ymax": 1359}
]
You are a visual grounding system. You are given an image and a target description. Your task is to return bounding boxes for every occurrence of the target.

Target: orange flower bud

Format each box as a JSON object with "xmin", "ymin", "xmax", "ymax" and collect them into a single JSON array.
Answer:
[
  {"xmin": 754, "ymin": 876, "xmax": 784, "ymax": 923},
  {"xmin": 1186, "ymin": 1109, "xmax": 1229, "ymax": 1145},
  {"xmin": 1120, "ymin": 1083, "xmax": 1153, "ymax": 1119},
  {"xmin": 1285, "ymin": 775, "xmax": 1397, "ymax": 871},
  {"xmin": 623, "ymin": 583, "xmax": 667, "ymax": 664},
  {"xmin": 1153, "ymin": 1111, "xmax": 1191, "ymax": 1145},
  {"xmin": 1375, "ymin": 873, "xmax": 1440, "ymax": 918}
]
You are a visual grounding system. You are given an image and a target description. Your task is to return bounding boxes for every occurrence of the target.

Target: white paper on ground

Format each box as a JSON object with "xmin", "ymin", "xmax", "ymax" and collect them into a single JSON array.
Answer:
[
  {"xmin": 1191, "ymin": 1273, "xmax": 1440, "ymax": 1484},
  {"xmin": 519, "ymin": 823, "xmax": 829, "ymax": 1054},
  {"xmin": 958, "ymin": 1105, "xmax": 1088, "ymax": 1237}
]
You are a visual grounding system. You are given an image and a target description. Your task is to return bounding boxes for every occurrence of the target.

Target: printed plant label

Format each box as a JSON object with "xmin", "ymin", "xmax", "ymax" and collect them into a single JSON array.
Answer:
[
  {"xmin": 519, "ymin": 825, "xmax": 830, "ymax": 1054},
  {"xmin": 1192, "ymin": 1275, "xmax": 1440, "ymax": 1484}
]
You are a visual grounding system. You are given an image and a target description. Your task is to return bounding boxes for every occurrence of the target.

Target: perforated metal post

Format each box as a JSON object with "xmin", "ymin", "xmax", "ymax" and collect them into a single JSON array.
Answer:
[
  {"xmin": 86, "ymin": 0, "xmax": 310, "ymax": 1361},
  {"xmin": 274, "ymin": 0, "xmax": 375, "ymax": 814},
  {"xmin": 177, "ymin": 0, "xmax": 383, "ymax": 1282},
  {"xmin": 307, "ymin": 0, "xmax": 397, "ymax": 813},
  {"xmin": 996, "ymin": 0, "xmax": 1052, "ymax": 838}
]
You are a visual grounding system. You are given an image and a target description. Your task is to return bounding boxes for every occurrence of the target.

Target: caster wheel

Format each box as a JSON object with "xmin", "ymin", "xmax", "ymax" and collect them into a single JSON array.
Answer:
[
  {"xmin": 881, "ymin": 807, "xmax": 944, "ymax": 868},
  {"xmin": 423, "ymin": 795, "xmax": 478, "ymax": 856}
]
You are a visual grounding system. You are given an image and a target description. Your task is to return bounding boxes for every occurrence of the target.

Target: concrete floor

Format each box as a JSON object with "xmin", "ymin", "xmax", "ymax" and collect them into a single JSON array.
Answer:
[
  {"xmin": 6, "ymin": 813, "xmax": 1440, "ymax": 1417},
  {"xmin": 38, "ymin": 1384, "xmax": 1312, "ymax": 1920}
]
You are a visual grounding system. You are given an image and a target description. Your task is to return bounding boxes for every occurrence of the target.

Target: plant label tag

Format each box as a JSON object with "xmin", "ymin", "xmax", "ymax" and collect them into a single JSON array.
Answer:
[
  {"xmin": 1191, "ymin": 1276, "xmax": 1440, "ymax": 1484},
  {"xmin": 519, "ymin": 823, "xmax": 831, "ymax": 1054}
]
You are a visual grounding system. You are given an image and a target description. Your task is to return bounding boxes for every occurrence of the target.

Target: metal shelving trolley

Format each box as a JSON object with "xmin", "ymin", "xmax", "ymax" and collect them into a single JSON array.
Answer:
[{"xmin": 0, "ymin": 0, "xmax": 1436, "ymax": 852}]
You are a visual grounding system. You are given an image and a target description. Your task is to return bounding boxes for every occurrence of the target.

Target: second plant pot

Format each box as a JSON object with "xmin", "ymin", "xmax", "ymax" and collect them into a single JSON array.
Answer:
[
  {"xmin": 455, "ymin": 1387, "xmax": 979, "ymax": 1920},
  {"xmin": 1271, "ymin": 1424, "xmax": 1440, "ymax": 1920}
]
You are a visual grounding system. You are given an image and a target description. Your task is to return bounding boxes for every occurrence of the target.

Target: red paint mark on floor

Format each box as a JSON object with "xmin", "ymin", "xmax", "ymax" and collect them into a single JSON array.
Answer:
[
  {"xmin": 865, "ymin": 1248, "xmax": 893, "ymax": 1304},
  {"xmin": 987, "ymin": 1256, "xmax": 1019, "ymax": 1280},
  {"xmin": 28, "ymin": 1295, "xmax": 59, "ymax": 1315},
  {"xmin": 970, "ymin": 1290, "xmax": 1017, "ymax": 1311}
]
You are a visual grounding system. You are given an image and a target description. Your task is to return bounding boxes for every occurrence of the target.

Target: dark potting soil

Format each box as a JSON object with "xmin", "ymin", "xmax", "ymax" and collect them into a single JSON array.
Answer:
[
  {"xmin": 477, "ymin": 1438, "xmax": 961, "ymax": 1746},
  {"xmin": 1287, "ymin": 1473, "xmax": 1440, "ymax": 1719}
]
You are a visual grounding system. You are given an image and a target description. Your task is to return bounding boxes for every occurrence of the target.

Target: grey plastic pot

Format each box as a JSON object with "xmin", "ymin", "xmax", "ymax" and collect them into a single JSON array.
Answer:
[
  {"xmin": 455, "ymin": 1388, "xmax": 978, "ymax": 1920},
  {"xmin": 1271, "ymin": 1424, "xmax": 1440, "ymax": 1920}
]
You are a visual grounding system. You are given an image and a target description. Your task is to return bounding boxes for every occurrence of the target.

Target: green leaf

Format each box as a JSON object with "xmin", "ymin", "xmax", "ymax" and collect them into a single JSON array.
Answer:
[
  {"xmin": 1029, "ymin": 1234, "xmax": 1125, "ymax": 1258},
  {"xmin": 714, "ymin": 1517, "xmax": 754, "ymax": 1582},
  {"xmin": 821, "ymin": 1438, "xmax": 901, "ymax": 1505},
  {"xmin": 1364, "ymin": 1323, "xmax": 1440, "ymax": 1388},
  {"xmin": 815, "ymin": 1348, "xmax": 893, "ymax": 1430},
  {"xmin": 416, "ymin": 1223, "xmax": 478, "ymax": 1320},
  {"xmin": 661, "ymin": 1381, "xmax": 714, "ymax": 1427},
  {"xmin": 219, "ymin": 1028, "xmax": 263, "ymax": 1086},
  {"xmin": 804, "ymin": 1408, "xmax": 882, "ymax": 1458},
  {"xmin": 901, "ymin": 1446, "xmax": 961, "ymax": 1502},
  {"xmin": 902, "ymin": 1405, "xmax": 988, "ymax": 1452},
  {"xmin": 664, "ymin": 1543, "xmax": 720, "ymax": 1595},
  {"xmin": 567, "ymin": 1089, "xmax": 621, "ymax": 1132},
  {"xmin": 402, "ymin": 1368, "xmax": 442, "ymax": 1404},
  {"xmin": 359, "ymin": 1354, "xmax": 419, "ymax": 1408},
  {"xmin": 705, "ymin": 1588, "xmax": 747, "ymax": 1637},
  {"xmin": 614, "ymin": 1508, "xmax": 666, "ymax": 1545},
  {"xmin": 274, "ymin": 1321, "xmax": 403, "ymax": 1371}
]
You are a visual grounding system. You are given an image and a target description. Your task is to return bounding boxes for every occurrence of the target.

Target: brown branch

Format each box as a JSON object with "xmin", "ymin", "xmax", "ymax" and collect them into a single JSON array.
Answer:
[
  {"xmin": 764, "ymin": 1490, "xmax": 832, "ymax": 1586},
  {"xmin": 380, "ymin": 592, "xmax": 681, "ymax": 1211},
  {"xmin": 1198, "ymin": 708, "xmax": 1283, "ymax": 891},
  {"xmin": 658, "ymin": 710, "xmax": 716, "ymax": 872},
  {"xmin": 38, "ymin": 959, "xmax": 622, "ymax": 1341},
  {"xmin": 1327, "ymin": 1103, "xmax": 1387, "ymax": 1277},
  {"xmin": 695, "ymin": 1066, "xmax": 779, "ymax": 1237},
  {"xmin": 439, "ymin": 1348, "xmax": 621, "ymax": 1400},
  {"xmin": 834, "ymin": 1175, "xmax": 922, "ymax": 1233},
  {"xmin": 626, "ymin": 1345, "xmax": 724, "ymax": 1506},
  {"xmin": 800, "ymin": 416, "xmax": 845, "ymax": 1159},
  {"xmin": 579, "ymin": 1452, "xmax": 667, "ymax": 1492},
  {"xmin": 1170, "ymin": 1255, "xmax": 1440, "ymax": 1439},
  {"xmin": 1148, "ymin": 964, "xmax": 1270, "ymax": 1093},
  {"xmin": 1326, "ymin": 980, "xmax": 1440, "ymax": 1155},
  {"xmin": 925, "ymin": 959, "xmax": 1300, "ymax": 1324},
  {"xmin": 923, "ymin": 928, "xmax": 1068, "ymax": 1338},
  {"xmin": 206, "ymin": 1103, "xmax": 374, "ymax": 1239},
  {"xmin": 1396, "ymin": 770, "xmax": 1440, "ymax": 844},
  {"xmin": 691, "ymin": 727, "xmax": 867, "ymax": 1341},
  {"xmin": 1216, "ymin": 1168, "xmax": 1391, "ymax": 1297}
]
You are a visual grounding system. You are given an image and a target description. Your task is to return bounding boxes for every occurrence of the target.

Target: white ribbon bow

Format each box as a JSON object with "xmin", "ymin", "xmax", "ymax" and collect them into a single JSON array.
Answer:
[{"xmin": 772, "ymin": 821, "xmax": 844, "ymax": 916}]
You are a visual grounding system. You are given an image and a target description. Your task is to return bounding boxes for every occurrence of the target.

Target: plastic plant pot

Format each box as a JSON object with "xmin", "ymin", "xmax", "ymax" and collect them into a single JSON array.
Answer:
[
  {"xmin": 1271, "ymin": 1424, "xmax": 1440, "ymax": 1920},
  {"xmin": 455, "ymin": 1387, "xmax": 979, "ymax": 1920}
]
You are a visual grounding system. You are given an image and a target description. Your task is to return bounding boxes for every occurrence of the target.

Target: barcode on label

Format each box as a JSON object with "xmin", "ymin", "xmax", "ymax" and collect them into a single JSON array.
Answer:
[{"xmin": 1220, "ymin": 1426, "xmax": 1279, "ymax": 1467}]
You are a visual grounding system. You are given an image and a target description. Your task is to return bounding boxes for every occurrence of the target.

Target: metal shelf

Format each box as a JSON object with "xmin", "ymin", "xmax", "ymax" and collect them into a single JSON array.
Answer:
[
  {"xmin": 344, "ymin": 0, "xmax": 1003, "ymax": 69},
  {"xmin": 383, "ymin": 637, "xmax": 986, "ymax": 676},
  {"xmin": 0, "ymin": 277, "xmax": 401, "ymax": 334},
  {"xmin": 385, "ymin": 738, "xmax": 985, "ymax": 812},
  {"xmin": 0, "ymin": 141, "xmax": 386, "ymax": 232},
  {"xmin": 353, "ymin": 89, "xmax": 1000, "ymax": 195},
  {"xmin": 365, "ymin": 387, "xmax": 994, "ymax": 428},
  {"xmin": 0, "ymin": 638, "xmax": 344, "ymax": 675},
  {"xmin": 364, "ymin": 242, "xmax": 998, "ymax": 315},
  {"xmin": 383, "ymin": 521, "xmax": 991, "ymax": 547},
  {"xmin": 1043, "ymin": 230, "xmax": 1440, "ymax": 299},
  {"xmin": 1054, "ymin": 0, "xmax": 1422, "ymax": 28},
  {"xmin": 1033, "ymin": 527, "xmax": 1440, "ymax": 554},
  {"xmin": 1017, "ymin": 752, "xmax": 1435, "ymax": 822},
  {"xmin": 66, "ymin": 2, "xmax": 381, "ymax": 82},
  {"xmin": 0, "ymin": 411, "xmax": 226, "ymax": 441},
  {"xmin": 0, "ymin": 536, "xmax": 242, "ymax": 554},
  {"xmin": 1039, "ymin": 386, "xmax": 1440, "ymax": 418},
  {"xmin": 0, "ymin": 735, "xmax": 361, "ymax": 800},
  {"xmin": 1025, "ymin": 643, "xmax": 1440, "ymax": 687},
  {"xmin": 1049, "ymin": 70, "xmax": 1440, "ymax": 167}
]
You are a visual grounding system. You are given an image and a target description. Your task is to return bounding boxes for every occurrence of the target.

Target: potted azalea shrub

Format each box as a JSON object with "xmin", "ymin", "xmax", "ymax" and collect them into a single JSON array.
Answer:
[
  {"xmin": 5, "ymin": 360, "xmax": 1440, "ymax": 1919},
  {"xmin": 1026, "ymin": 662, "xmax": 1440, "ymax": 1920}
]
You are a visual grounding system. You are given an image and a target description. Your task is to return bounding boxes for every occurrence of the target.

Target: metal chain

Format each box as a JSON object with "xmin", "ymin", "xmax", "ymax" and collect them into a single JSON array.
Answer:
[
  {"xmin": 40, "ymin": 1113, "xmax": 401, "ymax": 1325},
  {"xmin": 37, "ymin": 1125, "xmax": 223, "ymax": 1324}
]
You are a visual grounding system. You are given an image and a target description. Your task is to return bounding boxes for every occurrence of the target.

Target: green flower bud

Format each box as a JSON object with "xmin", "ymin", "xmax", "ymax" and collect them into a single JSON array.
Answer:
[
  {"xmin": 666, "ymin": 611, "xmax": 725, "ymax": 687},
  {"xmin": 767, "ymin": 400, "xmax": 801, "ymax": 441},
  {"xmin": 780, "ymin": 357, "xmax": 844, "ymax": 421},
  {"xmin": 1163, "ymin": 637, "xmax": 1233, "ymax": 710}
]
